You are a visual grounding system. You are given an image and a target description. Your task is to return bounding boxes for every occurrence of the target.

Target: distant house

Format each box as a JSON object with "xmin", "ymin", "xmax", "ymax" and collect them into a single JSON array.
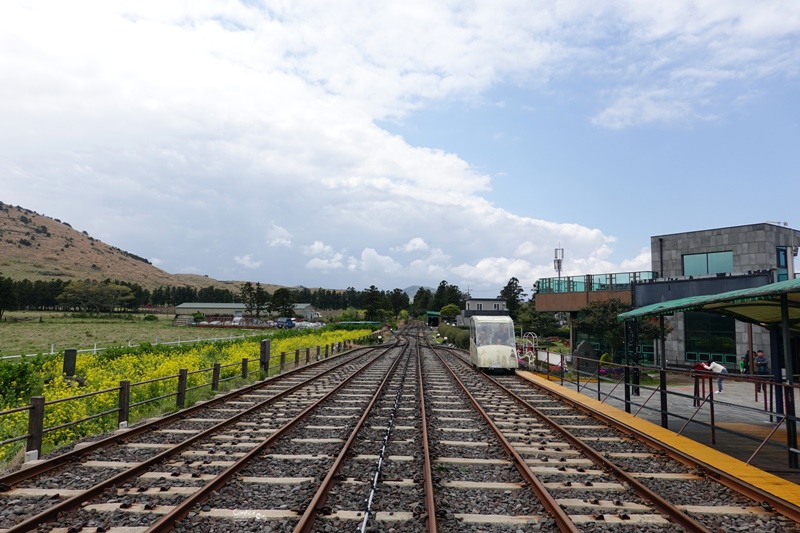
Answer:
[
  {"xmin": 456, "ymin": 298, "xmax": 508, "ymax": 326},
  {"xmin": 293, "ymin": 303, "xmax": 321, "ymax": 321}
]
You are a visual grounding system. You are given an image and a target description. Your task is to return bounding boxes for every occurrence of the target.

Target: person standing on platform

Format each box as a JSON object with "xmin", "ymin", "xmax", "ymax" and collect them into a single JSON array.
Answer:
[
  {"xmin": 755, "ymin": 350, "xmax": 769, "ymax": 392},
  {"xmin": 701, "ymin": 360, "xmax": 728, "ymax": 393},
  {"xmin": 741, "ymin": 350, "xmax": 751, "ymax": 374}
]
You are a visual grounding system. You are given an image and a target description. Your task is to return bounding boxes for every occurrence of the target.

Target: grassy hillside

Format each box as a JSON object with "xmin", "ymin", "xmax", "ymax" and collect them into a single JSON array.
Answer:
[{"xmin": 0, "ymin": 201, "xmax": 281, "ymax": 293}]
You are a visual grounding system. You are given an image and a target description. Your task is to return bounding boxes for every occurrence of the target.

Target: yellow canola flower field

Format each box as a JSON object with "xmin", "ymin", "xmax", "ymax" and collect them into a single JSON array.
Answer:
[{"xmin": 0, "ymin": 329, "xmax": 372, "ymax": 462}]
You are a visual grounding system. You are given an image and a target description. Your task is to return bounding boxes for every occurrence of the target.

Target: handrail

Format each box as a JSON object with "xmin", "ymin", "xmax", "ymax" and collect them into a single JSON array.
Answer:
[
  {"xmin": 529, "ymin": 351, "xmax": 800, "ymax": 469},
  {"xmin": 0, "ymin": 338, "xmax": 358, "ymax": 463}
]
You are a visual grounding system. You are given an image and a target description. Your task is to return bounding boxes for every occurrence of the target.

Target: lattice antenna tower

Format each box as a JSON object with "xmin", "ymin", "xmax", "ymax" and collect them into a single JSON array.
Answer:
[{"xmin": 554, "ymin": 245, "xmax": 564, "ymax": 279}]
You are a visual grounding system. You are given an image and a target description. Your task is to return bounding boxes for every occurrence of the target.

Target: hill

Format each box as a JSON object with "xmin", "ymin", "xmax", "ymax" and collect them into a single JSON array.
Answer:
[{"xmin": 0, "ymin": 202, "xmax": 271, "ymax": 292}]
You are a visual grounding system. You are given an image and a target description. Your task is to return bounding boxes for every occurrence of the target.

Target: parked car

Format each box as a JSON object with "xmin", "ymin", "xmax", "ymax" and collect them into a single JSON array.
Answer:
[{"xmin": 275, "ymin": 317, "xmax": 295, "ymax": 329}]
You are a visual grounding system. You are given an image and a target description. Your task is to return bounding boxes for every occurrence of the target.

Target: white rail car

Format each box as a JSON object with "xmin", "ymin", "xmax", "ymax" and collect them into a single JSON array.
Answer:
[{"xmin": 469, "ymin": 315, "xmax": 518, "ymax": 371}]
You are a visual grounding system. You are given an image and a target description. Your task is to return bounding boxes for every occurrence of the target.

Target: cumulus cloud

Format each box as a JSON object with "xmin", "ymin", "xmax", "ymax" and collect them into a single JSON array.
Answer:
[
  {"xmin": 393, "ymin": 237, "xmax": 429, "ymax": 253},
  {"xmin": 266, "ymin": 224, "xmax": 293, "ymax": 248},
  {"xmin": 0, "ymin": 1, "xmax": 795, "ymax": 291},
  {"xmin": 350, "ymin": 248, "xmax": 404, "ymax": 277},
  {"xmin": 302, "ymin": 241, "xmax": 336, "ymax": 256},
  {"xmin": 306, "ymin": 254, "xmax": 345, "ymax": 271},
  {"xmin": 234, "ymin": 254, "xmax": 262, "ymax": 269},
  {"xmin": 619, "ymin": 248, "xmax": 653, "ymax": 272}
]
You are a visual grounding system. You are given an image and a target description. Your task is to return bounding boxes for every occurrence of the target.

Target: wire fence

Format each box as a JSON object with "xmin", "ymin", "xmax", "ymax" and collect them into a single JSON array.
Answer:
[{"xmin": 0, "ymin": 332, "xmax": 267, "ymax": 361}]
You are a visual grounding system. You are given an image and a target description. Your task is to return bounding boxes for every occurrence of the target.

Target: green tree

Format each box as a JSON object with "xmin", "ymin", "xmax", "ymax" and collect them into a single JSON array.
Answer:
[
  {"xmin": 499, "ymin": 277, "xmax": 526, "ymax": 321},
  {"xmin": 440, "ymin": 303, "xmax": 460, "ymax": 321},
  {"xmin": 432, "ymin": 280, "xmax": 465, "ymax": 310},
  {"xmin": 56, "ymin": 280, "xmax": 134, "ymax": 313},
  {"xmin": 412, "ymin": 287, "xmax": 432, "ymax": 312},
  {"xmin": 0, "ymin": 274, "xmax": 17, "ymax": 319},
  {"xmin": 240, "ymin": 282, "xmax": 256, "ymax": 316},
  {"xmin": 254, "ymin": 282, "xmax": 270, "ymax": 318},
  {"xmin": 388, "ymin": 288, "xmax": 410, "ymax": 318},
  {"xmin": 362, "ymin": 285, "xmax": 383, "ymax": 321},
  {"xmin": 336, "ymin": 307, "xmax": 362, "ymax": 321},
  {"xmin": 269, "ymin": 288, "xmax": 295, "ymax": 316},
  {"xmin": 517, "ymin": 302, "xmax": 561, "ymax": 337},
  {"xmin": 571, "ymin": 298, "xmax": 630, "ymax": 356}
]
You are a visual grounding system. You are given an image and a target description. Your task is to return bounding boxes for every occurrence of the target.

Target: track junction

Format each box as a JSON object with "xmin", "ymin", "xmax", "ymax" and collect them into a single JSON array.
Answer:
[{"xmin": 1, "ymin": 324, "xmax": 799, "ymax": 532}]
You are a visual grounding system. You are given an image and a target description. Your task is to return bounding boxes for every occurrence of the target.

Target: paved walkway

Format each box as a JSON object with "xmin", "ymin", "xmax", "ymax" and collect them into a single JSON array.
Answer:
[{"xmin": 530, "ymin": 370, "xmax": 800, "ymax": 484}]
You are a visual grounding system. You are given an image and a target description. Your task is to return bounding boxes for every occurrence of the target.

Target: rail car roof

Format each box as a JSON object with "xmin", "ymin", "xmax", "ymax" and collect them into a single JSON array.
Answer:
[
  {"xmin": 470, "ymin": 315, "xmax": 514, "ymax": 323},
  {"xmin": 616, "ymin": 277, "xmax": 800, "ymax": 335}
]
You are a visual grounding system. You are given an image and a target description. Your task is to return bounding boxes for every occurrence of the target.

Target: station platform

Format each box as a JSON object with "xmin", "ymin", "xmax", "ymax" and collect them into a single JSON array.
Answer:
[{"xmin": 516, "ymin": 370, "xmax": 800, "ymax": 509}]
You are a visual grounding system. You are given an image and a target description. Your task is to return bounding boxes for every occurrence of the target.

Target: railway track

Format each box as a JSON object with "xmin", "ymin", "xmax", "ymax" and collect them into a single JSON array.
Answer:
[{"xmin": 1, "ymin": 325, "xmax": 798, "ymax": 532}]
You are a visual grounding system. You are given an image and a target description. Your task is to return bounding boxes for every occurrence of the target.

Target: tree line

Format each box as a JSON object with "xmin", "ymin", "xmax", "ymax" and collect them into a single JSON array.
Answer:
[
  {"xmin": 0, "ymin": 272, "xmax": 658, "ymax": 358},
  {"xmin": 0, "ymin": 273, "xmax": 467, "ymax": 321}
]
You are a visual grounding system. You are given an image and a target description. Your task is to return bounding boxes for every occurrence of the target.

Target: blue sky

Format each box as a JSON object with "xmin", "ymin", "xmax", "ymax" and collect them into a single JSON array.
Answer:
[{"xmin": 1, "ymin": 1, "xmax": 798, "ymax": 295}]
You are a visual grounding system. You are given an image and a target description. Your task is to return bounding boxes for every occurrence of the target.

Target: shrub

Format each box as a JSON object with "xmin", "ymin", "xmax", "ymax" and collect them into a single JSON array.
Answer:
[
  {"xmin": 437, "ymin": 323, "xmax": 469, "ymax": 349},
  {"xmin": 143, "ymin": 314, "xmax": 158, "ymax": 322}
]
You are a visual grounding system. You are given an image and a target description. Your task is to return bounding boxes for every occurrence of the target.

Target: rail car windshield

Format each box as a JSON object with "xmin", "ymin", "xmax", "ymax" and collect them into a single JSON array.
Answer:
[{"xmin": 471, "ymin": 318, "xmax": 515, "ymax": 347}]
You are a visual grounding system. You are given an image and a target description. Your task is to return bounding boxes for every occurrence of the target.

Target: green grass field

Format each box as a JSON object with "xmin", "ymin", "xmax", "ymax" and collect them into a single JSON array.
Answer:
[{"xmin": 0, "ymin": 310, "xmax": 264, "ymax": 358}]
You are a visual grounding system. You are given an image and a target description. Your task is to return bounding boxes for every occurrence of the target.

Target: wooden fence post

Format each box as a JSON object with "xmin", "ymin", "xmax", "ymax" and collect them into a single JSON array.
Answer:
[
  {"xmin": 26, "ymin": 396, "xmax": 45, "ymax": 461},
  {"xmin": 63, "ymin": 348, "xmax": 77, "ymax": 377},
  {"xmin": 305, "ymin": 348, "xmax": 310, "ymax": 364},
  {"xmin": 242, "ymin": 358, "xmax": 248, "ymax": 379},
  {"xmin": 176, "ymin": 369, "xmax": 188, "ymax": 408},
  {"xmin": 280, "ymin": 351, "xmax": 286, "ymax": 374},
  {"xmin": 325, "ymin": 345, "xmax": 329, "ymax": 359},
  {"xmin": 212, "ymin": 363, "xmax": 221, "ymax": 391},
  {"xmin": 295, "ymin": 349, "xmax": 300, "ymax": 368},
  {"xmin": 118, "ymin": 380, "xmax": 130, "ymax": 428},
  {"xmin": 316, "ymin": 346, "xmax": 320, "ymax": 361},
  {"xmin": 259, "ymin": 339, "xmax": 270, "ymax": 373}
]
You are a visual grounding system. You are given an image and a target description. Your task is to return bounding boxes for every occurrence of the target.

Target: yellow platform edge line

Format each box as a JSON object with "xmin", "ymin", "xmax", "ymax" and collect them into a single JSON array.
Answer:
[{"xmin": 515, "ymin": 370, "xmax": 800, "ymax": 506}]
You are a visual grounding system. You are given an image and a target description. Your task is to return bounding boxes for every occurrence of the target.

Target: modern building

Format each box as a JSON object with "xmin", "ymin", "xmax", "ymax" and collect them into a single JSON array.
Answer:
[
  {"xmin": 535, "ymin": 222, "xmax": 800, "ymax": 366},
  {"xmin": 646, "ymin": 223, "xmax": 799, "ymax": 366}
]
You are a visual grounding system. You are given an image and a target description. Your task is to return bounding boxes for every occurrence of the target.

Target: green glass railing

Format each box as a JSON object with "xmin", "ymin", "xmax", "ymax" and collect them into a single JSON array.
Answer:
[{"xmin": 537, "ymin": 271, "xmax": 658, "ymax": 294}]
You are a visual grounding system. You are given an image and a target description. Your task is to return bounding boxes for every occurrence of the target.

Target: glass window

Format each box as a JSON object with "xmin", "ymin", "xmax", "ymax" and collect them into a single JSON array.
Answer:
[
  {"xmin": 683, "ymin": 254, "xmax": 707, "ymax": 275},
  {"xmin": 683, "ymin": 251, "xmax": 733, "ymax": 275},
  {"xmin": 476, "ymin": 303, "xmax": 483, "ymax": 310},
  {"xmin": 684, "ymin": 311, "xmax": 735, "ymax": 358},
  {"xmin": 707, "ymin": 251, "xmax": 733, "ymax": 274},
  {"xmin": 777, "ymin": 247, "xmax": 788, "ymax": 282}
]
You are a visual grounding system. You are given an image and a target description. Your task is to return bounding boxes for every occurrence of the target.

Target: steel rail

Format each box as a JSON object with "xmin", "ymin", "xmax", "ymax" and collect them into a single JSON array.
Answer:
[
  {"xmin": 359, "ymin": 344, "xmax": 412, "ymax": 532},
  {"xmin": 145, "ymin": 343, "xmax": 402, "ymax": 533},
  {"xmin": 526, "ymin": 372, "xmax": 800, "ymax": 525},
  {"xmin": 416, "ymin": 333, "xmax": 437, "ymax": 532},
  {"xmin": 293, "ymin": 343, "xmax": 408, "ymax": 533},
  {"xmin": 0, "ymin": 346, "xmax": 369, "ymax": 486},
  {"xmin": 478, "ymin": 368, "xmax": 714, "ymax": 533},
  {"xmin": 2, "ymin": 345, "xmax": 384, "ymax": 533},
  {"xmin": 429, "ymin": 343, "xmax": 581, "ymax": 533}
]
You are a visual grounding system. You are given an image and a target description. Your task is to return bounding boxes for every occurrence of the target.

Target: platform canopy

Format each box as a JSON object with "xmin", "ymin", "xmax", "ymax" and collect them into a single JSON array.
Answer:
[{"xmin": 617, "ymin": 278, "xmax": 800, "ymax": 334}]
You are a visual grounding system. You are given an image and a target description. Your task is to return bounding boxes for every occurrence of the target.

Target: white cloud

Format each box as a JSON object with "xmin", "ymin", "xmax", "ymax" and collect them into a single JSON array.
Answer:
[
  {"xmin": 266, "ymin": 224, "xmax": 293, "ymax": 248},
  {"xmin": 393, "ymin": 237, "xmax": 429, "ymax": 253},
  {"xmin": 591, "ymin": 88, "xmax": 695, "ymax": 129},
  {"xmin": 306, "ymin": 254, "xmax": 345, "ymax": 271},
  {"xmin": 619, "ymin": 248, "xmax": 653, "ymax": 272},
  {"xmin": 234, "ymin": 254, "xmax": 262, "ymax": 269},
  {"xmin": 1, "ymin": 1, "xmax": 796, "ymax": 291},
  {"xmin": 351, "ymin": 248, "xmax": 404, "ymax": 277},
  {"xmin": 302, "ymin": 241, "xmax": 336, "ymax": 256}
]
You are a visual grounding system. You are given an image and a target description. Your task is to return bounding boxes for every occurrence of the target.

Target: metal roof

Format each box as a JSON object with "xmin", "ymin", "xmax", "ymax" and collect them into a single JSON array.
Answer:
[
  {"xmin": 175, "ymin": 303, "xmax": 245, "ymax": 310},
  {"xmin": 617, "ymin": 278, "xmax": 800, "ymax": 334}
]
